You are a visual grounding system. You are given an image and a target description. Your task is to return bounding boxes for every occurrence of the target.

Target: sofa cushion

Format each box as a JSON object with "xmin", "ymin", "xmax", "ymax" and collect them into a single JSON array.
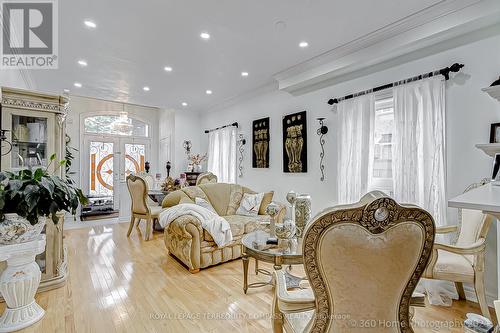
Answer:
[
  {"xmin": 198, "ymin": 183, "xmax": 233, "ymax": 216},
  {"xmin": 226, "ymin": 185, "xmax": 244, "ymax": 215},
  {"xmin": 162, "ymin": 190, "xmax": 192, "ymax": 208},
  {"xmin": 236, "ymin": 192, "xmax": 264, "ymax": 216},
  {"xmin": 182, "ymin": 186, "xmax": 209, "ymax": 202},
  {"xmin": 242, "ymin": 187, "xmax": 274, "ymax": 215},
  {"xmin": 203, "ymin": 214, "xmax": 271, "ymax": 242}
]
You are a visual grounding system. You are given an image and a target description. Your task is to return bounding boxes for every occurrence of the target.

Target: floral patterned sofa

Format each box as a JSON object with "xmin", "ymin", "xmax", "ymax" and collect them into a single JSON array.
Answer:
[{"xmin": 161, "ymin": 183, "xmax": 284, "ymax": 273}]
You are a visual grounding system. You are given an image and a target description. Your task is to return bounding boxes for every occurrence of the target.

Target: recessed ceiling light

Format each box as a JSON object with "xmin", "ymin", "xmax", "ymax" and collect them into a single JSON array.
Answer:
[
  {"xmin": 299, "ymin": 41, "xmax": 309, "ymax": 48},
  {"xmin": 241, "ymin": 72, "xmax": 249, "ymax": 77},
  {"xmin": 181, "ymin": 102, "xmax": 188, "ymax": 107},
  {"xmin": 200, "ymin": 32, "xmax": 210, "ymax": 40},
  {"xmin": 164, "ymin": 66, "xmax": 173, "ymax": 72},
  {"xmin": 143, "ymin": 86, "xmax": 150, "ymax": 92},
  {"xmin": 84, "ymin": 20, "xmax": 97, "ymax": 28},
  {"xmin": 73, "ymin": 82, "xmax": 82, "ymax": 88},
  {"xmin": 77, "ymin": 59, "xmax": 88, "ymax": 67},
  {"xmin": 63, "ymin": 89, "xmax": 70, "ymax": 93},
  {"xmin": 206, "ymin": 90, "xmax": 212, "ymax": 95}
]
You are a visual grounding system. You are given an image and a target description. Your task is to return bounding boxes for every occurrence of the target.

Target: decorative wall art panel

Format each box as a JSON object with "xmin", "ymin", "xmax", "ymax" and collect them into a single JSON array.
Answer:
[
  {"xmin": 252, "ymin": 117, "xmax": 270, "ymax": 168},
  {"xmin": 283, "ymin": 111, "xmax": 307, "ymax": 173}
]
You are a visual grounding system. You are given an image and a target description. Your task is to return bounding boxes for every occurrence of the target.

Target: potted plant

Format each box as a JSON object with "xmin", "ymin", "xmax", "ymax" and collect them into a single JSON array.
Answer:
[{"xmin": 0, "ymin": 154, "xmax": 88, "ymax": 244}]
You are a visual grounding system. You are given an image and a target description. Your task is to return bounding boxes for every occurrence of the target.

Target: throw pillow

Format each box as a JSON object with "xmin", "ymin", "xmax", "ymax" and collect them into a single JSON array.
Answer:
[
  {"xmin": 236, "ymin": 192, "xmax": 265, "ymax": 217},
  {"xmin": 258, "ymin": 191, "xmax": 274, "ymax": 215},
  {"xmin": 195, "ymin": 197, "xmax": 217, "ymax": 214}
]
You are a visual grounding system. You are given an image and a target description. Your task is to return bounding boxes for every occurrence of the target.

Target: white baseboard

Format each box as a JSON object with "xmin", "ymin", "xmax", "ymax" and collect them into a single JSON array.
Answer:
[{"xmin": 463, "ymin": 285, "xmax": 497, "ymax": 307}]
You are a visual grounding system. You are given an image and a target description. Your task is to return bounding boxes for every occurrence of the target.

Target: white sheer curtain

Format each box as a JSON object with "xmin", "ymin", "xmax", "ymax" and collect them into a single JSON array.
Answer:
[
  {"xmin": 392, "ymin": 77, "xmax": 455, "ymax": 305},
  {"xmin": 392, "ymin": 77, "xmax": 447, "ymax": 226},
  {"xmin": 207, "ymin": 126, "xmax": 237, "ymax": 184},
  {"xmin": 336, "ymin": 94, "xmax": 375, "ymax": 204}
]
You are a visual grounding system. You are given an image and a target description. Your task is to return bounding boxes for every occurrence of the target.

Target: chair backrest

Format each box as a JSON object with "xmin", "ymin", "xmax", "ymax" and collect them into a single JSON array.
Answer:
[
  {"xmin": 137, "ymin": 171, "xmax": 155, "ymax": 189},
  {"xmin": 196, "ymin": 172, "xmax": 218, "ymax": 185},
  {"xmin": 302, "ymin": 191, "xmax": 435, "ymax": 332},
  {"xmin": 126, "ymin": 175, "xmax": 149, "ymax": 215},
  {"xmin": 456, "ymin": 180, "xmax": 493, "ymax": 247}
]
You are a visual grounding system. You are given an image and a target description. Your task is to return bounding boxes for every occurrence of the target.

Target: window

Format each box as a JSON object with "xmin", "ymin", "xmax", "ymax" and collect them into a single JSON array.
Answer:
[
  {"xmin": 370, "ymin": 96, "xmax": 394, "ymax": 195},
  {"xmin": 84, "ymin": 114, "xmax": 149, "ymax": 137}
]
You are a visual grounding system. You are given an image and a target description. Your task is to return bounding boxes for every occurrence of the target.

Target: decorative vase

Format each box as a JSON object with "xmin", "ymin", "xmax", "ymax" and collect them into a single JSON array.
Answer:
[
  {"xmin": 265, "ymin": 202, "xmax": 280, "ymax": 243},
  {"xmin": 0, "ymin": 214, "xmax": 46, "ymax": 245},
  {"xmin": 295, "ymin": 194, "xmax": 311, "ymax": 238},
  {"xmin": 275, "ymin": 218, "xmax": 296, "ymax": 240}
]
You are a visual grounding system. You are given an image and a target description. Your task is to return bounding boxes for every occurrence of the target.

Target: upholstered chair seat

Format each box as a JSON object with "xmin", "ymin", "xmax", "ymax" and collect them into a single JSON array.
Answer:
[
  {"xmin": 432, "ymin": 251, "xmax": 475, "ymax": 280},
  {"xmin": 423, "ymin": 180, "xmax": 492, "ymax": 319},
  {"xmin": 126, "ymin": 175, "xmax": 166, "ymax": 241},
  {"xmin": 272, "ymin": 191, "xmax": 435, "ymax": 333}
]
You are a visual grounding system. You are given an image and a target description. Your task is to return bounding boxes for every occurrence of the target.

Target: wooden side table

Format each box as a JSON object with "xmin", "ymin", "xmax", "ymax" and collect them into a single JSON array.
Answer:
[
  {"xmin": 0, "ymin": 235, "xmax": 46, "ymax": 332},
  {"xmin": 184, "ymin": 172, "xmax": 201, "ymax": 186}
]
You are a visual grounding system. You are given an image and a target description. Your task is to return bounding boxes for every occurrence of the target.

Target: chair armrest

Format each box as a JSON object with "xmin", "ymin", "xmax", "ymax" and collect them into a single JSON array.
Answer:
[
  {"xmin": 434, "ymin": 239, "xmax": 486, "ymax": 255},
  {"xmin": 274, "ymin": 270, "xmax": 315, "ymax": 313},
  {"xmin": 436, "ymin": 225, "xmax": 458, "ymax": 234}
]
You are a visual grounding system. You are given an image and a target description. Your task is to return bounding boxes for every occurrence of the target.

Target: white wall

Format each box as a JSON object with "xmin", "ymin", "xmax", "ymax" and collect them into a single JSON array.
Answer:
[
  {"xmin": 0, "ymin": 70, "xmax": 29, "ymax": 89},
  {"xmin": 201, "ymin": 34, "xmax": 500, "ymax": 300},
  {"xmin": 173, "ymin": 110, "xmax": 203, "ymax": 176}
]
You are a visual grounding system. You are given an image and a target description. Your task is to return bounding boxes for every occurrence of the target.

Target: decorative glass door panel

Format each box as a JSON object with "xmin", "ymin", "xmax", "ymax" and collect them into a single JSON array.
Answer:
[
  {"xmin": 124, "ymin": 143, "xmax": 145, "ymax": 177},
  {"xmin": 89, "ymin": 141, "xmax": 115, "ymax": 197}
]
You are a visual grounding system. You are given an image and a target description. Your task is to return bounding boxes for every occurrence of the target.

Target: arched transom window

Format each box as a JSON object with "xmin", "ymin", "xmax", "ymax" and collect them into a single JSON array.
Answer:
[{"xmin": 84, "ymin": 113, "xmax": 149, "ymax": 137}]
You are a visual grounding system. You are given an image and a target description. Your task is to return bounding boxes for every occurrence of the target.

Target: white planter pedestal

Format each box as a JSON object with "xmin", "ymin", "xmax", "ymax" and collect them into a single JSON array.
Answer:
[{"xmin": 0, "ymin": 235, "xmax": 46, "ymax": 332}]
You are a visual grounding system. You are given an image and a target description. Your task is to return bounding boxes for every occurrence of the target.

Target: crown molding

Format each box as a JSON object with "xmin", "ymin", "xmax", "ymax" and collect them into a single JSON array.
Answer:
[{"xmin": 274, "ymin": 0, "xmax": 500, "ymax": 96}]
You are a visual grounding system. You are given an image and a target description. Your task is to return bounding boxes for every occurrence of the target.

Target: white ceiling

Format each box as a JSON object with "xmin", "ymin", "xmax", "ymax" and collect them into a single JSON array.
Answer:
[{"xmin": 28, "ymin": 0, "xmax": 444, "ymax": 111}]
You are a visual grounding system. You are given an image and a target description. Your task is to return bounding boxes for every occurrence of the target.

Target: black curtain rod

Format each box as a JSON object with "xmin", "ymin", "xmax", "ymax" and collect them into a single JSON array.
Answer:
[
  {"xmin": 204, "ymin": 122, "xmax": 238, "ymax": 133},
  {"xmin": 327, "ymin": 63, "xmax": 464, "ymax": 105}
]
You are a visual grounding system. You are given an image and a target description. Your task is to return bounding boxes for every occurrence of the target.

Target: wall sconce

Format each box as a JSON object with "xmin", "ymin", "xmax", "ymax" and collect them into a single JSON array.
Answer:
[
  {"xmin": 0, "ymin": 130, "xmax": 12, "ymax": 156},
  {"xmin": 183, "ymin": 140, "xmax": 192, "ymax": 155},
  {"xmin": 316, "ymin": 118, "xmax": 328, "ymax": 181},
  {"xmin": 237, "ymin": 134, "xmax": 246, "ymax": 177}
]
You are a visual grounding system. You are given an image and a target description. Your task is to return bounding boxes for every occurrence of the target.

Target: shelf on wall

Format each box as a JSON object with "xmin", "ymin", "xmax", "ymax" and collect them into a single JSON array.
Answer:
[
  {"xmin": 475, "ymin": 143, "xmax": 500, "ymax": 157},
  {"xmin": 482, "ymin": 86, "xmax": 500, "ymax": 102}
]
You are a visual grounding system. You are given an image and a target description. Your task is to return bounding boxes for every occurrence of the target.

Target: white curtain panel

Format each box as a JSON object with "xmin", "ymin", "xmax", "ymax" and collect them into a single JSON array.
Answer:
[
  {"xmin": 392, "ymin": 77, "xmax": 454, "ymax": 306},
  {"xmin": 207, "ymin": 126, "xmax": 238, "ymax": 184},
  {"xmin": 392, "ymin": 77, "xmax": 447, "ymax": 226},
  {"xmin": 336, "ymin": 94, "xmax": 375, "ymax": 204}
]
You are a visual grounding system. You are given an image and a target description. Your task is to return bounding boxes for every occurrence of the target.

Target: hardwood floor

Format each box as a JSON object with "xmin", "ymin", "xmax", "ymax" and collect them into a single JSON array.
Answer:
[{"xmin": 0, "ymin": 222, "xmax": 492, "ymax": 332}]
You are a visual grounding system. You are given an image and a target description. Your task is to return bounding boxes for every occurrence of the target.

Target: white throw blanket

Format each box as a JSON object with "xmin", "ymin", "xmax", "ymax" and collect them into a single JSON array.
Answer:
[{"xmin": 159, "ymin": 203, "xmax": 232, "ymax": 247}]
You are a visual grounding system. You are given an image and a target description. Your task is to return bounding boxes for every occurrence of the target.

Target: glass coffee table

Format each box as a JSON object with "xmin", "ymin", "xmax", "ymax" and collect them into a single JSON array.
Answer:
[{"xmin": 241, "ymin": 230, "xmax": 305, "ymax": 294}]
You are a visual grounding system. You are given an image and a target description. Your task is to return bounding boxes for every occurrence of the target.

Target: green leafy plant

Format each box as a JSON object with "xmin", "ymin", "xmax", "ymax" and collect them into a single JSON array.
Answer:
[
  {"xmin": 0, "ymin": 154, "xmax": 88, "ymax": 225},
  {"xmin": 65, "ymin": 135, "xmax": 77, "ymax": 185}
]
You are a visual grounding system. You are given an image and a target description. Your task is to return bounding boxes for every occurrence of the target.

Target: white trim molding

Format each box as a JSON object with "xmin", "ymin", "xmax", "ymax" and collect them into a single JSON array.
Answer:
[{"xmin": 274, "ymin": 0, "xmax": 500, "ymax": 96}]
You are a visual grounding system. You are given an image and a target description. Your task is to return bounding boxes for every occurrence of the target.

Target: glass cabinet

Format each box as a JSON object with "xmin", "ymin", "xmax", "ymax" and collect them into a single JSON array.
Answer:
[
  {"xmin": 0, "ymin": 87, "xmax": 68, "ymax": 295},
  {"xmin": 10, "ymin": 114, "xmax": 51, "ymax": 169}
]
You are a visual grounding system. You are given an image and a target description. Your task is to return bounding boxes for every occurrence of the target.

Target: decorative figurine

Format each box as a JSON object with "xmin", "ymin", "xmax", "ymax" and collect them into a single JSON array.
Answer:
[
  {"xmin": 265, "ymin": 202, "xmax": 279, "ymax": 245},
  {"xmin": 145, "ymin": 161, "xmax": 150, "ymax": 173},
  {"xmin": 166, "ymin": 161, "xmax": 171, "ymax": 177}
]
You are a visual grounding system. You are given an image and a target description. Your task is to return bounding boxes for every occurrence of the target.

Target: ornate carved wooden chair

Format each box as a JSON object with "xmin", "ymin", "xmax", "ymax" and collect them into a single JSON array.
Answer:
[
  {"xmin": 272, "ymin": 191, "xmax": 435, "ymax": 333},
  {"xmin": 126, "ymin": 175, "xmax": 164, "ymax": 241},
  {"xmin": 423, "ymin": 179, "xmax": 493, "ymax": 319},
  {"xmin": 196, "ymin": 172, "xmax": 218, "ymax": 185}
]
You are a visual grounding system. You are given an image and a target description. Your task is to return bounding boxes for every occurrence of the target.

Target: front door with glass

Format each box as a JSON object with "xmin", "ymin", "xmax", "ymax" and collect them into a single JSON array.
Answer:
[
  {"xmin": 83, "ymin": 137, "xmax": 150, "ymax": 217},
  {"xmin": 82, "ymin": 114, "xmax": 151, "ymax": 219}
]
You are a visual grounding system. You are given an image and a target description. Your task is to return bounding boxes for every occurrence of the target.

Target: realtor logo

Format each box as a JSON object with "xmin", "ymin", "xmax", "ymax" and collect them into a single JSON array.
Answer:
[{"xmin": 1, "ymin": 0, "xmax": 58, "ymax": 69}]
